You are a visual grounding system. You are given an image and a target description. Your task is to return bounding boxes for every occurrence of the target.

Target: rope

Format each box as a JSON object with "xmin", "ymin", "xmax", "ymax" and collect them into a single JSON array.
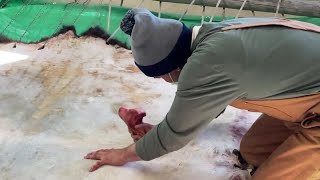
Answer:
[
  {"xmin": 209, "ymin": 0, "xmax": 222, "ymax": 23},
  {"xmin": 106, "ymin": 0, "xmax": 145, "ymax": 43},
  {"xmin": 275, "ymin": 0, "xmax": 282, "ymax": 17},
  {"xmin": 158, "ymin": 1, "xmax": 162, "ymax": 18},
  {"xmin": 16, "ymin": 3, "xmax": 50, "ymax": 44},
  {"xmin": 235, "ymin": 0, "xmax": 248, "ymax": 18},
  {"xmin": 201, "ymin": 6, "xmax": 205, "ymax": 25},
  {"xmin": 38, "ymin": 2, "xmax": 79, "ymax": 50},
  {"xmin": 72, "ymin": 0, "xmax": 91, "ymax": 25},
  {"xmin": 107, "ymin": 0, "xmax": 112, "ymax": 31},
  {"xmin": 120, "ymin": 0, "xmax": 124, "ymax": 6},
  {"xmin": 0, "ymin": 0, "xmax": 9, "ymax": 9},
  {"xmin": 178, "ymin": 0, "xmax": 196, "ymax": 22},
  {"xmin": 1, "ymin": 0, "xmax": 32, "ymax": 35}
]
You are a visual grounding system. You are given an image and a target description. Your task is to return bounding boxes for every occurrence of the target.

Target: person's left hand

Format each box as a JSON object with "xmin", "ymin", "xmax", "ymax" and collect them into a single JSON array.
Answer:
[
  {"xmin": 118, "ymin": 106, "xmax": 153, "ymax": 142},
  {"xmin": 84, "ymin": 143, "xmax": 141, "ymax": 172},
  {"xmin": 130, "ymin": 123, "xmax": 154, "ymax": 142}
]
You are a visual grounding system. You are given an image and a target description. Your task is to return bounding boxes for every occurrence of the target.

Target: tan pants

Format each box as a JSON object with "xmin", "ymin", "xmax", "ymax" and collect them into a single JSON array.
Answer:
[{"xmin": 231, "ymin": 94, "xmax": 320, "ymax": 180}]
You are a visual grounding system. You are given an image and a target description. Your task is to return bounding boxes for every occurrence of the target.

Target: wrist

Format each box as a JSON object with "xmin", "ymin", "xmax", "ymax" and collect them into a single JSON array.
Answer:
[{"xmin": 124, "ymin": 143, "xmax": 142, "ymax": 162}]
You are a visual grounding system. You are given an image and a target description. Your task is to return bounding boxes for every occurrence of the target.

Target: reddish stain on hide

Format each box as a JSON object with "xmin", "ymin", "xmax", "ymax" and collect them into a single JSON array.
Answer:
[
  {"xmin": 111, "ymin": 123, "xmax": 117, "ymax": 129},
  {"xmin": 235, "ymin": 113, "xmax": 248, "ymax": 122},
  {"xmin": 229, "ymin": 174, "xmax": 244, "ymax": 180},
  {"xmin": 230, "ymin": 125, "xmax": 247, "ymax": 142},
  {"xmin": 230, "ymin": 112, "xmax": 251, "ymax": 142}
]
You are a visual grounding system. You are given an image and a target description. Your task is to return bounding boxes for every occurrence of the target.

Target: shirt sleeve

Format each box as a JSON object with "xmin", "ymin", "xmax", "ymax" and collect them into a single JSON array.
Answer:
[{"xmin": 135, "ymin": 40, "xmax": 245, "ymax": 161}]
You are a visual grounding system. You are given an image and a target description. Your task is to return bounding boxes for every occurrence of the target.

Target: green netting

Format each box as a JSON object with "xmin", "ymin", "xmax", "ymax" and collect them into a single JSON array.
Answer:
[
  {"xmin": 0, "ymin": 1, "xmax": 133, "ymax": 46},
  {"xmin": 0, "ymin": 0, "xmax": 320, "ymax": 48}
]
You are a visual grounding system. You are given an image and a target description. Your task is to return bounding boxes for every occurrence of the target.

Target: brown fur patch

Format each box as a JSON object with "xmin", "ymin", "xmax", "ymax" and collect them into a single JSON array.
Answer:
[{"xmin": 112, "ymin": 48, "xmax": 132, "ymax": 60}]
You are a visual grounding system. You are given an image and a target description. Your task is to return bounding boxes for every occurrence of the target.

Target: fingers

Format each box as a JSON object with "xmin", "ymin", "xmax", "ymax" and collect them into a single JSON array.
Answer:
[
  {"xmin": 118, "ymin": 107, "xmax": 128, "ymax": 120},
  {"xmin": 134, "ymin": 124, "xmax": 146, "ymax": 129},
  {"xmin": 85, "ymin": 152, "xmax": 99, "ymax": 160},
  {"xmin": 128, "ymin": 128, "xmax": 136, "ymax": 135},
  {"xmin": 89, "ymin": 160, "xmax": 105, "ymax": 172},
  {"xmin": 84, "ymin": 149, "xmax": 107, "ymax": 160},
  {"xmin": 135, "ymin": 124, "xmax": 154, "ymax": 134},
  {"xmin": 85, "ymin": 148, "xmax": 131, "ymax": 172},
  {"xmin": 131, "ymin": 135, "xmax": 141, "ymax": 142},
  {"xmin": 135, "ymin": 123, "xmax": 153, "ymax": 129},
  {"xmin": 85, "ymin": 150, "xmax": 111, "ymax": 172}
]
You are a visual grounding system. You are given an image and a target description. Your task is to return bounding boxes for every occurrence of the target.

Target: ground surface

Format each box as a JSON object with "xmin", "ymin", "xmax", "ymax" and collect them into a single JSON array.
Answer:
[{"xmin": 0, "ymin": 33, "xmax": 260, "ymax": 180}]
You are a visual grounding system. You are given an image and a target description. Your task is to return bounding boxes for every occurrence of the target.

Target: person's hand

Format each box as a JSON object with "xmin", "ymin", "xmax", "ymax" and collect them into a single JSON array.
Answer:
[
  {"xmin": 118, "ymin": 107, "xmax": 154, "ymax": 141},
  {"xmin": 84, "ymin": 143, "xmax": 142, "ymax": 172},
  {"xmin": 130, "ymin": 123, "xmax": 154, "ymax": 142}
]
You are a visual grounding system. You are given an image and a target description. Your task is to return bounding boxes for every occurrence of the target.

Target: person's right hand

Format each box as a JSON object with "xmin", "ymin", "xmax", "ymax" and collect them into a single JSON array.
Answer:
[{"xmin": 118, "ymin": 107, "xmax": 154, "ymax": 142}]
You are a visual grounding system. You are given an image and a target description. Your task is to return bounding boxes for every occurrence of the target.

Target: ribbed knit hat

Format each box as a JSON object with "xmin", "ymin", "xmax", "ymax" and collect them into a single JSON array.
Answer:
[{"xmin": 120, "ymin": 8, "xmax": 192, "ymax": 77}]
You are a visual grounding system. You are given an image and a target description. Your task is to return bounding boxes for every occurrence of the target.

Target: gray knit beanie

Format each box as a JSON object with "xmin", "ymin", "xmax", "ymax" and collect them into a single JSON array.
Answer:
[{"xmin": 120, "ymin": 8, "xmax": 192, "ymax": 77}]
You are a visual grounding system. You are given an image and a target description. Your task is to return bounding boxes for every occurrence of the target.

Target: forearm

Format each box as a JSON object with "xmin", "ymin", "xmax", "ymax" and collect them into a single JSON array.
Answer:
[{"xmin": 134, "ymin": 62, "xmax": 243, "ymax": 161}]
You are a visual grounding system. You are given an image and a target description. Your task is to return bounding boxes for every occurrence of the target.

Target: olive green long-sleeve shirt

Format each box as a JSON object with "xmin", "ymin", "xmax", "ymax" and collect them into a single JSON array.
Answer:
[{"xmin": 136, "ymin": 18, "xmax": 320, "ymax": 160}]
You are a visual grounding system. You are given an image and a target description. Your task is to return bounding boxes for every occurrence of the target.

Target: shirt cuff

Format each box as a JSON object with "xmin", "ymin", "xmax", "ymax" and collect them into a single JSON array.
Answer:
[{"xmin": 135, "ymin": 123, "xmax": 168, "ymax": 161}]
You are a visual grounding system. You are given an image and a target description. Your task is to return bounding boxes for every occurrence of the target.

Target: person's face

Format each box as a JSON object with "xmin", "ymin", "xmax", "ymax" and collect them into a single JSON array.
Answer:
[{"xmin": 154, "ymin": 68, "xmax": 181, "ymax": 84}]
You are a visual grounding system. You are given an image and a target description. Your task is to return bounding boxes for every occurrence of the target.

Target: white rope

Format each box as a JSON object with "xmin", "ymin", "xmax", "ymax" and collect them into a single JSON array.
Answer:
[
  {"xmin": 158, "ymin": 1, "xmax": 162, "ymax": 18},
  {"xmin": 178, "ymin": 0, "xmax": 196, "ymax": 21},
  {"xmin": 275, "ymin": 0, "xmax": 282, "ymax": 17},
  {"xmin": 107, "ymin": 0, "xmax": 112, "ymax": 31},
  {"xmin": 106, "ymin": 0, "xmax": 145, "ymax": 43},
  {"xmin": 209, "ymin": 0, "xmax": 222, "ymax": 23},
  {"xmin": 201, "ymin": 6, "xmax": 205, "ymax": 25},
  {"xmin": 235, "ymin": 0, "xmax": 248, "ymax": 18}
]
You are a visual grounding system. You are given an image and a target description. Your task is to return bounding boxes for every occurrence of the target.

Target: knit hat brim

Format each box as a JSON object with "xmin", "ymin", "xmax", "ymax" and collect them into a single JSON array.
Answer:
[{"xmin": 135, "ymin": 24, "xmax": 192, "ymax": 77}]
